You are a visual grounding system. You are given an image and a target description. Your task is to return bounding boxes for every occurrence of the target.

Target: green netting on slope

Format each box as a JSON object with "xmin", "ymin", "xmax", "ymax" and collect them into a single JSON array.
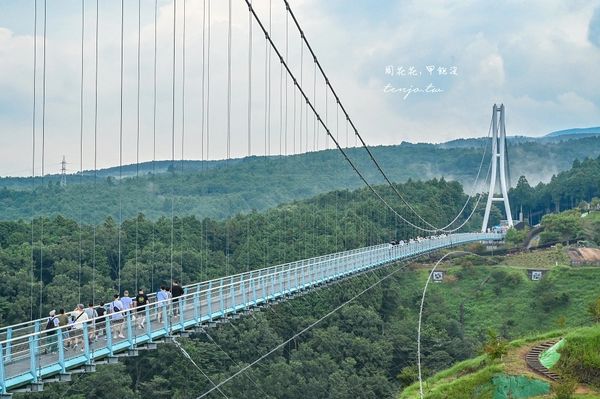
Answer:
[
  {"xmin": 539, "ymin": 339, "xmax": 565, "ymax": 369},
  {"xmin": 492, "ymin": 374, "xmax": 550, "ymax": 399}
]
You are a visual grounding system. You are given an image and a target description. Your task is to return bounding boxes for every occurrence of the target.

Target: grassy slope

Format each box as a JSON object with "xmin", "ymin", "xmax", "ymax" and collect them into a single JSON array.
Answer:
[
  {"xmin": 397, "ymin": 247, "xmax": 600, "ymax": 398},
  {"xmin": 420, "ymin": 254, "xmax": 600, "ymax": 338},
  {"xmin": 399, "ymin": 328, "xmax": 600, "ymax": 399}
]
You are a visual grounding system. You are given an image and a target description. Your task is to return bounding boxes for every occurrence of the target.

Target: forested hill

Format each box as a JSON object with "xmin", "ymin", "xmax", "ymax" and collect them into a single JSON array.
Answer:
[
  {"xmin": 509, "ymin": 154, "xmax": 600, "ymax": 223},
  {"xmin": 2, "ymin": 135, "xmax": 600, "ymax": 222}
]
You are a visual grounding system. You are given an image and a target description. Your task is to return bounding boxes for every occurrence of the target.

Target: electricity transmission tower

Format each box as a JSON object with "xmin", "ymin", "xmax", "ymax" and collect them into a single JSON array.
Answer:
[{"xmin": 60, "ymin": 155, "xmax": 67, "ymax": 187}]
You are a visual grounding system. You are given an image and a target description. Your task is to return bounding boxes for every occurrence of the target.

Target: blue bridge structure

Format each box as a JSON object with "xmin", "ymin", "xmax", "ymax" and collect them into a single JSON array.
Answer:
[{"xmin": 0, "ymin": 233, "xmax": 502, "ymax": 395}]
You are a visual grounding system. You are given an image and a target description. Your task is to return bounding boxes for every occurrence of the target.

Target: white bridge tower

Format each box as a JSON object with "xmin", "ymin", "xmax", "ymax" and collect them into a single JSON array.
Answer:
[{"xmin": 481, "ymin": 104, "xmax": 513, "ymax": 232}]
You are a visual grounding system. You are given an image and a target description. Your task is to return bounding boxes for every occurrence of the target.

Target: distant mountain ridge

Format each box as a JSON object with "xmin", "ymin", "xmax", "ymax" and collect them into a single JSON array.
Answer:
[{"xmin": 545, "ymin": 126, "xmax": 600, "ymax": 137}]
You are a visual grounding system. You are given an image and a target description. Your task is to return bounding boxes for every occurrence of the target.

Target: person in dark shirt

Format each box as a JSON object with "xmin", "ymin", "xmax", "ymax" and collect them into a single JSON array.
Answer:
[
  {"xmin": 171, "ymin": 280, "xmax": 184, "ymax": 316},
  {"xmin": 95, "ymin": 302, "xmax": 106, "ymax": 339},
  {"xmin": 134, "ymin": 289, "xmax": 149, "ymax": 329}
]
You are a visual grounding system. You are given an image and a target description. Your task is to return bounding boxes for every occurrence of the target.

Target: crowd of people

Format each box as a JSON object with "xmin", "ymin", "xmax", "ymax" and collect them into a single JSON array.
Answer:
[{"xmin": 43, "ymin": 281, "xmax": 185, "ymax": 354}]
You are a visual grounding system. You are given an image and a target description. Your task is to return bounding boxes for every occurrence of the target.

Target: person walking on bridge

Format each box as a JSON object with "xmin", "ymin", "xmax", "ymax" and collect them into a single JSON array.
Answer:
[
  {"xmin": 44, "ymin": 310, "xmax": 59, "ymax": 354},
  {"xmin": 171, "ymin": 280, "xmax": 184, "ymax": 317},
  {"xmin": 156, "ymin": 286, "xmax": 168, "ymax": 323},
  {"xmin": 71, "ymin": 304, "xmax": 89, "ymax": 352},
  {"xmin": 109, "ymin": 294, "xmax": 125, "ymax": 339},
  {"xmin": 134, "ymin": 288, "xmax": 148, "ymax": 329}
]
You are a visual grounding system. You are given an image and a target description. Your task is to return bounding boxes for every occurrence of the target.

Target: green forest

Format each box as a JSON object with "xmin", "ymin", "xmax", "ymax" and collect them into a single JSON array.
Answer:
[
  {"xmin": 2, "ymin": 134, "xmax": 600, "ymax": 222},
  {"xmin": 509, "ymin": 155, "xmax": 600, "ymax": 224},
  {"xmin": 2, "ymin": 142, "xmax": 600, "ymax": 398},
  {"xmin": 0, "ymin": 178, "xmax": 481, "ymax": 327}
]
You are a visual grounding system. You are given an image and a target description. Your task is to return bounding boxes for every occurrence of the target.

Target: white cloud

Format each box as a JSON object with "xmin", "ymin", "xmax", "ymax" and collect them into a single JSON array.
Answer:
[{"xmin": 1, "ymin": 0, "xmax": 600, "ymax": 175}]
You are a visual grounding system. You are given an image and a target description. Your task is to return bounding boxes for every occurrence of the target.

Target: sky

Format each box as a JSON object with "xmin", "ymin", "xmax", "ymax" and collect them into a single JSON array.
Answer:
[{"xmin": 1, "ymin": 0, "xmax": 600, "ymax": 176}]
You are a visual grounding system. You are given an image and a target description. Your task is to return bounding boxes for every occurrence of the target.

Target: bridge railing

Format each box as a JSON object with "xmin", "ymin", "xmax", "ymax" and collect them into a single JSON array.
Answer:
[{"xmin": 0, "ymin": 232, "xmax": 502, "ymax": 393}]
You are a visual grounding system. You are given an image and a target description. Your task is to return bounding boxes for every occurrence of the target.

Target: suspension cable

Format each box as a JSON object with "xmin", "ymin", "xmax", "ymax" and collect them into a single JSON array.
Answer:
[
  {"xmin": 282, "ymin": 0, "xmax": 484, "ymax": 233},
  {"xmin": 196, "ymin": 260, "xmax": 410, "ymax": 399},
  {"xmin": 243, "ymin": 0, "xmax": 445, "ymax": 233},
  {"xmin": 172, "ymin": 337, "xmax": 230, "ymax": 399}
]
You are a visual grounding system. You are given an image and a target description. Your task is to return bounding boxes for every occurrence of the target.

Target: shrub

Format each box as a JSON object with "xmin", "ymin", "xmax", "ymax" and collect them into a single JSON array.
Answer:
[{"xmin": 552, "ymin": 377, "xmax": 577, "ymax": 399}]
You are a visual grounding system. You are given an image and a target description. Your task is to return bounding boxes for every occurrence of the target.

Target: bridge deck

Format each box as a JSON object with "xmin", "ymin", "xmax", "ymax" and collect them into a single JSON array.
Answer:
[{"xmin": 0, "ymin": 233, "xmax": 502, "ymax": 394}]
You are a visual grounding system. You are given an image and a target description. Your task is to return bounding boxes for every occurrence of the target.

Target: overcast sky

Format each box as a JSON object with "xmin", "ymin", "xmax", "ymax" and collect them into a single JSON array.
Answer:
[{"xmin": 1, "ymin": 0, "xmax": 600, "ymax": 176}]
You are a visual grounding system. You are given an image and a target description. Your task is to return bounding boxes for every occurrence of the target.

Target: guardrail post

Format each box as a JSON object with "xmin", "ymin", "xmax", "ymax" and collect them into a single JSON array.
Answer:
[
  {"xmin": 252, "ymin": 274, "xmax": 257, "ymax": 304},
  {"xmin": 179, "ymin": 293, "xmax": 185, "ymax": 328},
  {"xmin": 1, "ymin": 343, "xmax": 6, "ymax": 395},
  {"xmin": 279, "ymin": 267, "xmax": 284, "ymax": 295},
  {"xmin": 57, "ymin": 327, "xmax": 66, "ymax": 373},
  {"xmin": 4, "ymin": 328, "xmax": 12, "ymax": 363},
  {"xmin": 207, "ymin": 281, "xmax": 213, "ymax": 320},
  {"xmin": 145, "ymin": 305, "xmax": 152, "ymax": 340},
  {"xmin": 219, "ymin": 280, "xmax": 225, "ymax": 316},
  {"xmin": 193, "ymin": 291, "xmax": 200, "ymax": 324},
  {"xmin": 162, "ymin": 304, "xmax": 169, "ymax": 333},
  {"xmin": 259, "ymin": 276, "xmax": 267, "ymax": 303},
  {"xmin": 126, "ymin": 313, "xmax": 134, "ymax": 349},
  {"xmin": 230, "ymin": 276, "xmax": 236, "ymax": 313},
  {"xmin": 106, "ymin": 317, "xmax": 113, "ymax": 356},
  {"xmin": 29, "ymin": 335, "xmax": 38, "ymax": 381},
  {"xmin": 240, "ymin": 280, "xmax": 247, "ymax": 309},
  {"xmin": 83, "ymin": 322, "xmax": 91, "ymax": 362},
  {"xmin": 271, "ymin": 273, "xmax": 276, "ymax": 300}
]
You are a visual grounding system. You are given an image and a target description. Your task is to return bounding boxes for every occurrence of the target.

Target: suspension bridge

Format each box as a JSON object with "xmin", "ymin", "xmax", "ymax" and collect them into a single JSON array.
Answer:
[{"xmin": 0, "ymin": 0, "xmax": 511, "ymax": 396}]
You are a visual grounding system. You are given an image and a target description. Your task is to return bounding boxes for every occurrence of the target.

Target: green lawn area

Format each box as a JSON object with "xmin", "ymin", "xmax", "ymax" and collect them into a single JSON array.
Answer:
[{"xmin": 421, "ymin": 264, "xmax": 600, "ymax": 338}]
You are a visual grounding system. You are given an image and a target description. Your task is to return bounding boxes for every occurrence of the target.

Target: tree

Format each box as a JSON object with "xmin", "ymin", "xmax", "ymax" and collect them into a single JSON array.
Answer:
[
  {"xmin": 483, "ymin": 330, "xmax": 508, "ymax": 360},
  {"xmin": 588, "ymin": 297, "xmax": 600, "ymax": 323}
]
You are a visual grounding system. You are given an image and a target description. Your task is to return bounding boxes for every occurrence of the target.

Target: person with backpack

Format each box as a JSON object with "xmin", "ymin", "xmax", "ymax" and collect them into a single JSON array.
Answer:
[
  {"xmin": 171, "ymin": 280, "xmax": 184, "ymax": 317},
  {"xmin": 109, "ymin": 294, "xmax": 125, "ymax": 339},
  {"xmin": 44, "ymin": 310, "xmax": 59, "ymax": 354},
  {"xmin": 57, "ymin": 308, "xmax": 70, "ymax": 349},
  {"xmin": 95, "ymin": 302, "xmax": 106, "ymax": 339}
]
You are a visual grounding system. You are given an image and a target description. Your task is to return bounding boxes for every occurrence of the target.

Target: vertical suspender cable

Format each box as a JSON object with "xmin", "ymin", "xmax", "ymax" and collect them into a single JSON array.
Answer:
[
  {"xmin": 246, "ymin": 0, "xmax": 252, "ymax": 271},
  {"xmin": 38, "ymin": 0, "xmax": 47, "ymax": 322},
  {"xmin": 312, "ymin": 62, "xmax": 316, "ymax": 152},
  {"xmin": 93, "ymin": 0, "xmax": 99, "ymax": 305},
  {"xmin": 247, "ymin": 0, "xmax": 252, "ymax": 156},
  {"xmin": 118, "ymin": 0, "xmax": 124, "ymax": 295},
  {"xmin": 284, "ymin": 8, "xmax": 288, "ymax": 156},
  {"xmin": 30, "ymin": 0, "xmax": 38, "ymax": 321},
  {"xmin": 135, "ymin": 0, "xmax": 141, "ymax": 292},
  {"xmin": 78, "ymin": 0, "xmax": 85, "ymax": 305},
  {"xmin": 267, "ymin": 0, "xmax": 272, "ymax": 157},
  {"xmin": 226, "ymin": 0, "xmax": 231, "ymax": 275},
  {"xmin": 206, "ymin": 0, "xmax": 211, "ymax": 275},
  {"xmin": 299, "ymin": 41, "xmax": 303, "ymax": 153},
  {"xmin": 279, "ymin": 61, "xmax": 283, "ymax": 157},
  {"xmin": 151, "ymin": 0, "xmax": 158, "ymax": 293},
  {"xmin": 200, "ymin": 0, "xmax": 206, "ymax": 280},
  {"xmin": 181, "ymin": 0, "xmax": 187, "ymax": 284},
  {"xmin": 206, "ymin": 0, "xmax": 211, "ymax": 161},
  {"xmin": 170, "ymin": 0, "xmax": 177, "ymax": 290}
]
